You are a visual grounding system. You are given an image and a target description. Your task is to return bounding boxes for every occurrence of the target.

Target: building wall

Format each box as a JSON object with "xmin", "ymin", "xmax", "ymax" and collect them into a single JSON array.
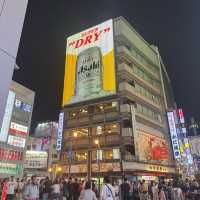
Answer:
[
  {"xmin": 0, "ymin": 81, "xmax": 34, "ymax": 178},
  {"xmin": 61, "ymin": 17, "xmax": 175, "ymax": 176}
]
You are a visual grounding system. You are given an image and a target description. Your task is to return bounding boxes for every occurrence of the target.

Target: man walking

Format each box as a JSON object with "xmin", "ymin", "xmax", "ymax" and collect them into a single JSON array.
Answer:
[{"xmin": 23, "ymin": 175, "xmax": 39, "ymax": 200}]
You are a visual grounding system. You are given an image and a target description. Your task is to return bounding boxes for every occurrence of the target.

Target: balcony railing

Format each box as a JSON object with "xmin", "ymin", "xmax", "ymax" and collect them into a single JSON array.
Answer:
[
  {"xmin": 118, "ymin": 63, "xmax": 161, "ymax": 95},
  {"xmin": 117, "ymin": 46, "xmax": 160, "ymax": 79},
  {"xmin": 119, "ymin": 82, "xmax": 161, "ymax": 110}
]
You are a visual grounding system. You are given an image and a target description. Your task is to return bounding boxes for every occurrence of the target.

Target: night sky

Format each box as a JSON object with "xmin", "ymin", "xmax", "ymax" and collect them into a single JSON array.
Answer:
[{"xmin": 14, "ymin": 0, "xmax": 200, "ymax": 129}]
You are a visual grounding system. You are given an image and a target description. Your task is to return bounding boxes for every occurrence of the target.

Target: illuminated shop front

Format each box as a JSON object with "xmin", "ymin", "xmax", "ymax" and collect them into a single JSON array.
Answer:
[{"xmin": 0, "ymin": 81, "xmax": 35, "ymax": 177}]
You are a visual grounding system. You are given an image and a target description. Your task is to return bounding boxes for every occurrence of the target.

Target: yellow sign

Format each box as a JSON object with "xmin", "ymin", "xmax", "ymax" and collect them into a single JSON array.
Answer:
[{"xmin": 63, "ymin": 19, "xmax": 116, "ymax": 106}]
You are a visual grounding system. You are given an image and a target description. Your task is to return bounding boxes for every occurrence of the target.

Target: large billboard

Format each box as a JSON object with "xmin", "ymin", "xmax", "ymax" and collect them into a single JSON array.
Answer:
[
  {"xmin": 24, "ymin": 151, "xmax": 48, "ymax": 169},
  {"xmin": 138, "ymin": 132, "xmax": 169, "ymax": 163},
  {"xmin": 63, "ymin": 19, "xmax": 116, "ymax": 106}
]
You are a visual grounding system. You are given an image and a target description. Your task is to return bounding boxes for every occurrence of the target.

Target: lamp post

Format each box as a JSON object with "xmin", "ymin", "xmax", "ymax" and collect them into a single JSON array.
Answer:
[{"xmin": 94, "ymin": 139, "xmax": 101, "ymax": 196}]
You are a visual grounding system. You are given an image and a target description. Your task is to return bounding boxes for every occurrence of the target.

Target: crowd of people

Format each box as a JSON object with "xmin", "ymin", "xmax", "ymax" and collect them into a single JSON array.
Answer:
[{"xmin": 0, "ymin": 175, "xmax": 200, "ymax": 200}]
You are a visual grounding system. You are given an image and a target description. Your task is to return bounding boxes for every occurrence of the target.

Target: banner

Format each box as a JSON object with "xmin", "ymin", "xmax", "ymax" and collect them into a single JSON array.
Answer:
[{"xmin": 63, "ymin": 19, "xmax": 116, "ymax": 105}]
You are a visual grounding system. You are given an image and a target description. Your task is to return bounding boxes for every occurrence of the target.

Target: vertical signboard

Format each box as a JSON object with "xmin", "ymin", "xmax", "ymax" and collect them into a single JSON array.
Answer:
[
  {"xmin": 56, "ymin": 112, "xmax": 64, "ymax": 151},
  {"xmin": 0, "ymin": 0, "xmax": 28, "ymax": 127},
  {"xmin": 0, "ymin": 91, "xmax": 15, "ymax": 142},
  {"xmin": 63, "ymin": 19, "xmax": 116, "ymax": 106},
  {"xmin": 167, "ymin": 112, "xmax": 181, "ymax": 159}
]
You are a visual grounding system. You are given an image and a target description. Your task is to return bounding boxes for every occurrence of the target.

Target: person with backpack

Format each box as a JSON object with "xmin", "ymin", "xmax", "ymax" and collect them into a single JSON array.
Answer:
[{"xmin": 101, "ymin": 175, "xmax": 115, "ymax": 200}]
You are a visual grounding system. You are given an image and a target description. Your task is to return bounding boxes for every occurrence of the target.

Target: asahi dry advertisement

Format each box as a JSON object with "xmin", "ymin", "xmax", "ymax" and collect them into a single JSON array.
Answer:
[{"xmin": 63, "ymin": 19, "xmax": 116, "ymax": 105}]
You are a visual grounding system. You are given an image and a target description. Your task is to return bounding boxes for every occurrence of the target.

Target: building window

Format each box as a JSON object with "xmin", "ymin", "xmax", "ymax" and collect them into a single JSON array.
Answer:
[
  {"xmin": 74, "ymin": 151, "xmax": 88, "ymax": 162},
  {"xmin": 94, "ymin": 101, "xmax": 118, "ymax": 113},
  {"xmin": 65, "ymin": 128, "xmax": 89, "ymax": 138},
  {"xmin": 92, "ymin": 123, "xmax": 119, "ymax": 135},
  {"xmin": 136, "ymin": 103, "xmax": 162, "ymax": 123},
  {"xmin": 123, "ymin": 119, "xmax": 132, "ymax": 128}
]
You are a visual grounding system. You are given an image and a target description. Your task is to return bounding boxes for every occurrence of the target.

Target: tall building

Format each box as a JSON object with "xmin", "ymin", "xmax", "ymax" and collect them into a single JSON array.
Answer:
[
  {"xmin": 60, "ymin": 17, "xmax": 175, "ymax": 181},
  {"xmin": 0, "ymin": 0, "xmax": 28, "ymax": 126},
  {"xmin": 0, "ymin": 81, "xmax": 34, "ymax": 178}
]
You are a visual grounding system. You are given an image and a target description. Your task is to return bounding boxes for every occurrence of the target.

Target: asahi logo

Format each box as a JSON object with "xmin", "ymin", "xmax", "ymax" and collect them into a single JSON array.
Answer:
[
  {"xmin": 75, "ymin": 47, "xmax": 102, "ymax": 98},
  {"xmin": 78, "ymin": 55, "xmax": 100, "ymax": 78}
]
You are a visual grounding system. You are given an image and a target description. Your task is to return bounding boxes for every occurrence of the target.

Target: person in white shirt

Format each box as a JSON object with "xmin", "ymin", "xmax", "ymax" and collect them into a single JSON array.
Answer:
[
  {"xmin": 79, "ymin": 181, "xmax": 97, "ymax": 200},
  {"xmin": 51, "ymin": 179, "xmax": 61, "ymax": 200},
  {"xmin": 23, "ymin": 175, "xmax": 39, "ymax": 200},
  {"xmin": 101, "ymin": 176, "xmax": 115, "ymax": 200},
  {"xmin": 6, "ymin": 176, "xmax": 16, "ymax": 200}
]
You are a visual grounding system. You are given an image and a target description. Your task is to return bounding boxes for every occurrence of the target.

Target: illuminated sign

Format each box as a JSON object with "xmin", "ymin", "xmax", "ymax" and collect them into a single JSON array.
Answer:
[
  {"xmin": 178, "ymin": 109, "xmax": 185, "ymax": 124},
  {"xmin": 24, "ymin": 151, "xmax": 48, "ymax": 169},
  {"xmin": 7, "ymin": 135, "xmax": 26, "ymax": 148},
  {"xmin": 167, "ymin": 112, "xmax": 181, "ymax": 159},
  {"xmin": 56, "ymin": 112, "xmax": 64, "ymax": 151},
  {"xmin": 15, "ymin": 99, "xmax": 32, "ymax": 112},
  {"xmin": 138, "ymin": 131, "xmax": 169, "ymax": 162},
  {"xmin": 0, "ymin": 91, "xmax": 15, "ymax": 142},
  {"xmin": 63, "ymin": 19, "xmax": 116, "ymax": 106},
  {"xmin": 0, "ymin": 148, "xmax": 22, "ymax": 161},
  {"xmin": 0, "ymin": 163, "xmax": 22, "ymax": 175},
  {"xmin": 148, "ymin": 165, "xmax": 168, "ymax": 172},
  {"xmin": 9, "ymin": 122, "xmax": 28, "ymax": 135}
]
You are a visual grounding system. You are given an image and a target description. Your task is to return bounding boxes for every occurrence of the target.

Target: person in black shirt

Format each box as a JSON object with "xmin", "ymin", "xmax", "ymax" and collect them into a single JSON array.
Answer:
[{"xmin": 120, "ymin": 178, "xmax": 130, "ymax": 200}]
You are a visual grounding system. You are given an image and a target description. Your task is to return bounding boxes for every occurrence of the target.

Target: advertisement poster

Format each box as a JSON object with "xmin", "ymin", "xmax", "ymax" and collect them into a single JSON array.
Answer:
[
  {"xmin": 138, "ymin": 131, "xmax": 169, "ymax": 163},
  {"xmin": 63, "ymin": 19, "xmax": 116, "ymax": 105},
  {"xmin": 24, "ymin": 151, "xmax": 48, "ymax": 169}
]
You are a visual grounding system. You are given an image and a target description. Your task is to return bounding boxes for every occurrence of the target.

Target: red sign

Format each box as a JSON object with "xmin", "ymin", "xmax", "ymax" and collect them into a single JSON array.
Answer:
[
  {"xmin": 149, "ymin": 138, "xmax": 169, "ymax": 161},
  {"xmin": 178, "ymin": 109, "xmax": 185, "ymax": 124},
  {"xmin": 0, "ymin": 148, "xmax": 22, "ymax": 161},
  {"xmin": 9, "ymin": 122, "xmax": 28, "ymax": 135}
]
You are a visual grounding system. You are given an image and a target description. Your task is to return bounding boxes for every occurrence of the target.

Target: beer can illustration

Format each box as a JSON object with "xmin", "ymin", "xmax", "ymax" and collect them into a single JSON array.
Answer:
[{"xmin": 70, "ymin": 46, "xmax": 107, "ymax": 103}]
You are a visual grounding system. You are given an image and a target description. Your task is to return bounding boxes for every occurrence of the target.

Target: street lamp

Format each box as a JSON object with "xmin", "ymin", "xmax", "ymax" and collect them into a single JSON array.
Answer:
[
  {"xmin": 73, "ymin": 132, "xmax": 78, "ymax": 137},
  {"xmin": 94, "ymin": 139, "xmax": 101, "ymax": 196},
  {"xmin": 48, "ymin": 167, "xmax": 52, "ymax": 173},
  {"xmin": 57, "ymin": 166, "xmax": 62, "ymax": 172}
]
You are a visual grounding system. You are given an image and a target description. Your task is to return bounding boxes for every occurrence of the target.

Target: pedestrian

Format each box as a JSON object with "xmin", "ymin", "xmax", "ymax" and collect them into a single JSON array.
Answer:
[
  {"xmin": 51, "ymin": 179, "xmax": 61, "ymax": 200},
  {"xmin": 120, "ymin": 178, "xmax": 130, "ymax": 200},
  {"xmin": 139, "ymin": 180, "xmax": 149, "ymax": 200},
  {"xmin": 16, "ymin": 179, "xmax": 25, "ymax": 200},
  {"xmin": 42, "ymin": 177, "xmax": 52, "ymax": 200},
  {"xmin": 79, "ymin": 181, "xmax": 97, "ymax": 200},
  {"xmin": 6, "ymin": 176, "xmax": 16, "ymax": 200},
  {"xmin": 73, "ymin": 178, "xmax": 81, "ymax": 200},
  {"xmin": 113, "ymin": 181, "xmax": 119, "ymax": 200},
  {"xmin": 166, "ymin": 182, "xmax": 173, "ymax": 200},
  {"xmin": 101, "ymin": 175, "xmax": 115, "ymax": 200},
  {"xmin": 131, "ymin": 181, "xmax": 140, "ymax": 200},
  {"xmin": 152, "ymin": 182, "xmax": 159, "ymax": 200},
  {"xmin": 158, "ymin": 185, "xmax": 166, "ymax": 200},
  {"xmin": 2, "ymin": 178, "xmax": 9, "ymax": 200},
  {"xmin": 23, "ymin": 175, "xmax": 39, "ymax": 200},
  {"xmin": 63, "ymin": 177, "xmax": 73, "ymax": 200},
  {"xmin": 171, "ymin": 182, "xmax": 184, "ymax": 200}
]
